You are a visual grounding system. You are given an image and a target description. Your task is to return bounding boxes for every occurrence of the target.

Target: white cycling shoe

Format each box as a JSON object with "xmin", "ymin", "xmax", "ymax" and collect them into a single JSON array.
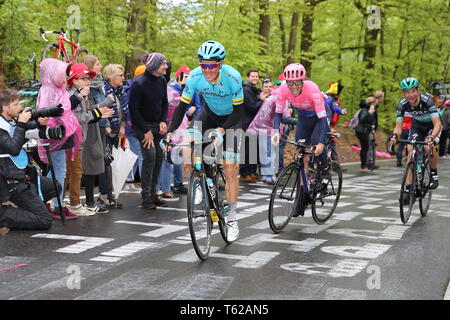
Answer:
[{"xmin": 227, "ymin": 220, "xmax": 239, "ymax": 242}]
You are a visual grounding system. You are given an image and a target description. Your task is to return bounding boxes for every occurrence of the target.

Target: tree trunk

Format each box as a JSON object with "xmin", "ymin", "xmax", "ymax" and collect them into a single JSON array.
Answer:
[
  {"xmin": 124, "ymin": 0, "xmax": 153, "ymax": 77},
  {"xmin": 278, "ymin": 2, "xmax": 287, "ymax": 59},
  {"xmin": 258, "ymin": 0, "xmax": 270, "ymax": 56},
  {"xmin": 299, "ymin": 0, "xmax": 327, "ymax": 76},
  {"xmin": 286, "ymin": 5, "xmax": 300, "ymax": 65},
  {"xmin": 355, "ymin": 0, "xmax": 381, "ymax": 96},
  {"xmin": 299, "ymin": 1, "xmax": 313, "ymax": 74}
]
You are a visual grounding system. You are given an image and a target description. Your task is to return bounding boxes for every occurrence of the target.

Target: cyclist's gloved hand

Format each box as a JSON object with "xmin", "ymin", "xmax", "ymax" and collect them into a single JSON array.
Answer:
[
  {"xmin": 271, "ymin": 131, "xmax": 280, "ymax": 146},
  {"xmin": 389, "ymin": 133, "xmax": 398, "ymax": 143},
  {"xmin": 314, "ymin": 143, "xmax": 325, "ymax": 157},
  {"xmin": 160, "ymin": 134, "xmax": 173, "ymax": 151},
  {"xmin": 426, "ymin": 135, "xmax": 439, "ymax": 145},
  {"xmin": 208, "ymin": 128, "xmax": 224, "ymax": 146}
]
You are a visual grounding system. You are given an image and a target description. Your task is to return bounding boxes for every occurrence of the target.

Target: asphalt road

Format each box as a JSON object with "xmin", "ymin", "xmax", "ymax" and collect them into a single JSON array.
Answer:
[{"xmin": 1, "ymin": 159, "xmax": 449, "ymax": 301}]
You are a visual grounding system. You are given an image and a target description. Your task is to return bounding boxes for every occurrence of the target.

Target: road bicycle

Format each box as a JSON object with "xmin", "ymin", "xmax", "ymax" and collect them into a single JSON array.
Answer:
[
  {"xmin": 40, "ymin": 27, "xmax": 88, "ymax": 63},
  {"xmin": 163, "ymin": 138, "xmax": 230, "ymax": 260},
  {"xmin": 397, "ymin": 138, "xmax": 433, "ymax": 224},
  {"xmin": 268, "ymin": 132, "xmax": 343, "ymax": 232}
]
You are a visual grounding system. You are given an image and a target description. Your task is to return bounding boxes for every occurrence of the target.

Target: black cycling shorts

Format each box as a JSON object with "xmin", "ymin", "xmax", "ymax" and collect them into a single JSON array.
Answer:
[
  {"xmin": 408, "ymin": 120, "xmax": 435, "ymax": 142},
  {"xmin": 189, "ymin": 104, "xmax": 242, "ymax": 163}
]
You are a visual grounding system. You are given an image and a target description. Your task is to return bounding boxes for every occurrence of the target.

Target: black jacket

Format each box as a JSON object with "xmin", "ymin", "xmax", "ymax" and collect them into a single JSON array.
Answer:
[
  {"xmin": 355, "ymin": 102, "xmax": 374, "ymax": 135},
  {"xmin": 242, "ymin": 80, "xmax": 264, "ymax": 131},
  {"xmin": 0, "ymin": 119, "xmax": 39, "ymax": 180},
  {"xmin": 128, "ymin": 70, "xmax": 168, "ymax": 134}
]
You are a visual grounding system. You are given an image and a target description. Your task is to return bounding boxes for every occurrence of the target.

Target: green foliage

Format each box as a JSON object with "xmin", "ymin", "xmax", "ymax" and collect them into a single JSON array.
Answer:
[{"xmin": 1, "ymin": 0, "xmax": 448, "ymax": 132}]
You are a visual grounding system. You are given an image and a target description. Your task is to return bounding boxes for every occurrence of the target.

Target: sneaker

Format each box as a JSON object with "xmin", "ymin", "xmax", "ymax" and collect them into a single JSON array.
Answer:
[
  {"xmin": 97, "ymin": 196, "xmax": 123, "ymax": 209},
  {"xmin": 84, "ymin": 204, "xmax": 109, "ymax": 214},
  {"xmin": 361, "ymin": 167, "xmax": 370, "ymax": 172},
  {"xmin": 429, "ymin": 173, "xmax": 439, "ymax": 189},
  {"xmin": 226, "ymin": 220, "xmax": 239, "ymax": 242},
  {"xmin": 173, "ymin": 185, "xmax": 187, "ymax": 194},
  {"xmin": 152, "ymin": 197, "xmax": 168, "ymax": 207},
  {"xmin": 156, "ymin": 190, "xmax": 163, "ymax": 196},
  {"xmin": 122, "ymin": 183, "xmax": 142, "ymax": 193},
  {"xmin": 52, "ymin": 207, "xmax": 79, "ymax": 220},
  {"xmin": 161, "ymin": 192, "xmax": 179, "ymax": 201},
  {"xmin": 396, "ymin": 161, "xmax": 402, "ymax": 167},
  {"xmin": 370, "ymin": 165, "xmax": 380, "ymax": 170},
  {"xmin": 68, "ymin": 204, "xmax": 87, "ymax": 215},
  {"xmin": 263, "ymin": 179, "xmax": 275, "ymax": 185}
]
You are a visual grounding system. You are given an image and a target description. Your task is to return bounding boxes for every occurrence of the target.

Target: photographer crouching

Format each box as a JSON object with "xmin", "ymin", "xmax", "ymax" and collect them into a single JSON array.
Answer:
[{"xmin": 0, "ymin": 88, "xmax": 63, "ymax": 231}]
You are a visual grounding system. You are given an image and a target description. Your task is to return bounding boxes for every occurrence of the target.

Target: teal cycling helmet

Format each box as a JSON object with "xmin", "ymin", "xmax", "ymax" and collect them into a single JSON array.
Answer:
[
  {"xmin": 197, "ymin": 40, "xmax": 226, "ymax": 61},
  {"xmin": 400, "ymin": 77, "xmax": 419, "ymax": 90}
]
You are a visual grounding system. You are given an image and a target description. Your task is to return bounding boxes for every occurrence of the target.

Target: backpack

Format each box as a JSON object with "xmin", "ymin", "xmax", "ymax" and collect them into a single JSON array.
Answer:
[{"xmin": 349, "ymin": 109, "xmax": 362, "ymax": 129}]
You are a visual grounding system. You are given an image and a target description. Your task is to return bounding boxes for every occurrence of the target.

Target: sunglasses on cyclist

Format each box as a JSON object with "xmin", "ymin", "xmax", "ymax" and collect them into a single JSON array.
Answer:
[
  {"xmin": 286, "ymin": 80, "xmax": 303, "ymax": 87},
  {"xmin": 199, "ymin": 62, "xmax": 221, "ymax": 70}
]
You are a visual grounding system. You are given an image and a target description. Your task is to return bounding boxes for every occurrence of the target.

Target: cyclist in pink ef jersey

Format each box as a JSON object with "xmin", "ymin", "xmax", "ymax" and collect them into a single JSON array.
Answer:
[{"xmin": 272, "ymin": 63, "xmax": 329, "ymax": 165}]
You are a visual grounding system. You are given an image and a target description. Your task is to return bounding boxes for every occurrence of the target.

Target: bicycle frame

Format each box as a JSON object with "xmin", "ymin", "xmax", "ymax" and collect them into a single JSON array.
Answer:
[{"xmin": 40, "ymin": 28, "xmax": 81, "ymax": 63}]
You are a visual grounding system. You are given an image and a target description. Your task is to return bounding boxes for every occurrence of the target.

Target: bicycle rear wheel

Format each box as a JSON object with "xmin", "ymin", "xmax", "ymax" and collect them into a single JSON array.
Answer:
[
  {"xmin": 42, "ymin": 43, "xmax": 68, "ymax": 62},
  {"xmin": 419, "ymin": 160, "xmax": 432, "ymax": 217},
  {"xmin": 187, "ymin": 171, "xmax": 212, "ymax": 260},
  {"xmin": 311, "ymin": 161, "xmax": 342, "ymax": 224},
  {"xmin": 268, "ymin": 163, "xmax": 300, "ymax": 233},
  {"xmin": 399, "ymin": 161, "xmax": 416, "ymax": 224},
  {"xmin": 75, "ymin": 48, "xmax": 89, "ymax": 62}
]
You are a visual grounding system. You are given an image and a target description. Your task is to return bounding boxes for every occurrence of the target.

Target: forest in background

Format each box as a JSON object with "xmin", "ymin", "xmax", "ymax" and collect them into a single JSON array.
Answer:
[{"xmin": 0, "ymin": 0, "xmax": 449, "ymax": 130}]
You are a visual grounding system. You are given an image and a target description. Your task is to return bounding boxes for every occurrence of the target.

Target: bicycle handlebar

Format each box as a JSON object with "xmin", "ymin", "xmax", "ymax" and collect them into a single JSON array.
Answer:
[
  {"xmin": 39, "ymin": 27, "xmax": 67, "ymax": 42},
  {"xmin": 398, "ymin": 139, "xmax": 430, "ymax": 145}
]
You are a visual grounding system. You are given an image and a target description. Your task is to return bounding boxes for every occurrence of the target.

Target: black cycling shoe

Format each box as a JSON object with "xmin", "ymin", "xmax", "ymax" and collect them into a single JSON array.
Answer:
[
  {"xmin": 429, "ymin": 174, "xmax": 439, "ymax": 189},
  {"xmin": 401, "ymin": 191, "xmax": 411, "ymax": 205}
]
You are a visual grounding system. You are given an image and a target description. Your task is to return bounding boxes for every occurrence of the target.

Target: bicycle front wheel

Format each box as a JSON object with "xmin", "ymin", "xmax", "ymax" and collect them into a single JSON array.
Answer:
[
  {"xmin": 311, "ymin": 161, "xmax": 342, "ymax": 224},
  {"xmin": 399, "ymin": 161, "xmax": 416, "ymax": 224},
  {"xmin": 42, "ymin": 43, "xmax": 68, "ymax": 62},
  {"xmin": 268, "ymin": 163, "xmax": 300, "ymax": 233},
  {"xmin": 419, "ymin": 161, "xmax": 432, "ymax": 217},
  {"xmin": 215, "ymin": 170, "xmax": 231, "ymax": 244},
  {"xmin": 187, "ymin": 171, "xmax": 212, "ymax": 260}
]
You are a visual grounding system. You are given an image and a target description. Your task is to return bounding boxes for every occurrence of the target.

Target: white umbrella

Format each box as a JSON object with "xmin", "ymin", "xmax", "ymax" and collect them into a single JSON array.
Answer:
[{"xmin": 110, "ymin": 139, "xmax": 138, "ymax": 203}]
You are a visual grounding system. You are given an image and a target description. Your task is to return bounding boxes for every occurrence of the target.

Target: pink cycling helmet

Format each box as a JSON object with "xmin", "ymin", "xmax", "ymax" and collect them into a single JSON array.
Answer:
[{"xmin": 283, "ymin": 63, "xmax": 306, "ymax": 81}]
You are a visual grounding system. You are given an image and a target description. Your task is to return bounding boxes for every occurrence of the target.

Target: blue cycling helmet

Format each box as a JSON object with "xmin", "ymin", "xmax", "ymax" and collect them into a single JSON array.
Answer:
[
  {"xmin": 197, "ymin": 40, "xmax": 226, "ymax": 61},
  {"xmin": 400, "ymin": 77, "xmax": 419, "ymax": 90}
]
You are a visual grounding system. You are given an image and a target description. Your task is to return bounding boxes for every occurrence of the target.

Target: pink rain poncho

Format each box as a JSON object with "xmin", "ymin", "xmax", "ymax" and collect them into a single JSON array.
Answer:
[
  {"xmin": 167, "ymin": 85, "xmax": 188, "ymax": 144},
  {"xmin": 36, "ymin": 58, "xmax": 83, "ymax": 163},
  {"xmin": 246, "ymin": 88, "xmax": 290, "ymax": 136}
]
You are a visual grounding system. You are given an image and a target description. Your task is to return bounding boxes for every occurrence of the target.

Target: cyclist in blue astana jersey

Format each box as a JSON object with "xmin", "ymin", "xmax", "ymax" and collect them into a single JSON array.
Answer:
[
  {"xmin": 390, "ymin": 77, "xmax": 442, "ymax": 201},
  {"xmin": 166, "ymin": 40, "xmax": 243, "ymax": 242}
]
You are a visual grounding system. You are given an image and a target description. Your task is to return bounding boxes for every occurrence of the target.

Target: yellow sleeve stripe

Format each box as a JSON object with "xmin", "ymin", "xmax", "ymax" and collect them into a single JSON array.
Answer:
[
  {"xmin": 232, "ymin": 97, "xmax": 244, "ymax": 105},
  {"xmin": 180, "ymin": 95, "xmax": 192, "ymax": 104}
]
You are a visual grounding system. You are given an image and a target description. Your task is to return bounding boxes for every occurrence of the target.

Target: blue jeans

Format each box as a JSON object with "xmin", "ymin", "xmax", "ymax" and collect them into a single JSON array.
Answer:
[
  {"xmin": 259, "ymin": 134, "xmax": 277, "ymax": 180},
  {"xmin": 46, "ymin": 149, "xmax": 66, "ymax": 209},
  {"xmin": 156, "ymin": 158, "xmax": 173, "ymax": 193}
]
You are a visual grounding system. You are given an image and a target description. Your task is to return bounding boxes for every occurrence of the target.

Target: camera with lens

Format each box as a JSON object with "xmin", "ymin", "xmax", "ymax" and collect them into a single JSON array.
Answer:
[
  {"xmin": 30, "ymin": 104, "xmax": 64, "ymax": 120},
  {"xmin": 25, "ymin": 125, "xmax": 66, "ymax": 140}
]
